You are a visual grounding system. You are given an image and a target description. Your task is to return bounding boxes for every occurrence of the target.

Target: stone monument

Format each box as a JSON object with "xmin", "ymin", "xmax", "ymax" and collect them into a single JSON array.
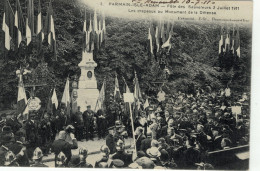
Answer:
[{"xmin": 77, "ymin": 51, "xmax": 99, "ymax": 112}]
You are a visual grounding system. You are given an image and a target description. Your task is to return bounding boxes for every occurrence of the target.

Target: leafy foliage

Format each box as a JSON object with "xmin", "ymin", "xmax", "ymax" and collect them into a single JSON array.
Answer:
[{"xmin": 0, "ymin": 0, "xmax": 252, "ymax": 110}]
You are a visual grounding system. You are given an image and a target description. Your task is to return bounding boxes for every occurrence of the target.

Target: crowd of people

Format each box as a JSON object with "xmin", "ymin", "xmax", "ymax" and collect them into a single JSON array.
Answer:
[{"xmin": 0, "ymin": 87, "xmax": 250, "ymax": 168}]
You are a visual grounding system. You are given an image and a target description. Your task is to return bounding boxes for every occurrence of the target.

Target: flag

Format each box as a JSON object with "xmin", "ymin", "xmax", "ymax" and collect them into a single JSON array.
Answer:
[
  {"xmin": 61, "ymin": 78, "xmax": 70, "ymax": 115},
  {"xmin": 98, "ymin": 19, "xmax": 102, "ymax": 47},
  {"xmin": 26, "ymin": 0, "xmax": 34, "ymax": 46},
  {"xmin": 102, "ymin": 12, "xmax": 106, "ymax": 36},
  {"xmin": 148, "ymin": 23, "xmax": 154, "ymax": 55},
  {"xmin": 122, "ymin": 77, "xmax": 131, "ymax": 93},
  {"xmin": 93, "ymin": 9, "xmax": 98, "ymax": 34},
  {"xmin": 17, "ymin": 72, "xmax": 28, "ymax": 116},
  {"xmin": 93, "ymin": 9, "xmax": 99, "ymax": 49},
  {"xmin": 218, "ymin": 27, "xmax": 225, "ymax": 54},
  {"xmin": 230, "ymin": 26, "xmax": 235, "ymax": 54},
  {"xmin": 161, "ymin": 19, "xmax": 165, "ymax": 44},
  {"xmin": 25, "ymin": 18, "xmax": 31, "ymax": 46},
  {"xmin": 2, "ymin": 0, "xmax": 14, "ymax": 52},
  {"xmin": 114, "ymin": 74, "xmax": 121, "ymax": 102},
  {"xmin": 95, "ymin": 80, "xmax": 106, "ymax": 112},
  {"xmin": 144, "ymin": 98, "xmax": 149, "ymax": 109},
  {"xmin": 71, "ymin": 90, "xmax": 77, "ymax": 114},
  {"xmin": 133, "ymin": 71, "xmax": 142, "ymax": 110},
  {"xmin": 234, "ymin": 29, "xmax": 241, "ymax": 58},
  {"xmin": 165, "ymin": 20, "xmax": 171, "ymax": 40},
  {"xmin": 36, "ymin": 0, "xmax": 44, "ymax": 52},
  {"xmin": 88, "ymin": 15, "xmax": 94, "ymax": 52},
  {"xmin": 155, "ymin": 25, "xmax": 160, "ymax": 52},
  {"xmin": 14, "ymin": 0, "xmax": 25, "ymax": 51},
  {"xmin": 45, "ymin": 1, "xmax": 57, "ymax": 60},
  {"xmin": 82, "ymin": 9, "xmax": 87, "ymax": 52},
  {"xmin": 162, "ymin": 24, "xmax": 173, "ymax": 49},
  {"xmin": 133, "ymin": 71, "xmax": 142, "ymax": 100},
  {"xmin": 51, "ymin": 88, "xmax": 59, "ymax": 109},
  {"xmin": 225, "ymin": 29, "xmax": 230, "ymax": 52}
]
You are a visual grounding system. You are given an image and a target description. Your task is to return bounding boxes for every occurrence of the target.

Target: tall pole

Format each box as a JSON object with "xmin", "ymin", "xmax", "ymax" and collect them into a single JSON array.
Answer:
[{"xmin": 128, "ymin": 102, "xmax": 137, "ymax": 156}]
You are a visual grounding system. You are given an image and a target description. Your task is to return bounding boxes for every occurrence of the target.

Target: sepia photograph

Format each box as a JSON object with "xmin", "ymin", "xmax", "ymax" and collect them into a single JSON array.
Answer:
[{"xmin": 0, "ymin": 0, "xmax": 253, "ymax": 170}]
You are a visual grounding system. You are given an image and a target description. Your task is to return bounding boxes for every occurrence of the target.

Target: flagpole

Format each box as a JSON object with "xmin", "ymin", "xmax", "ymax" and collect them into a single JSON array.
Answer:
[{"xmin": 128, "ymin": 102, "xmax": 137, "ymax": 156}]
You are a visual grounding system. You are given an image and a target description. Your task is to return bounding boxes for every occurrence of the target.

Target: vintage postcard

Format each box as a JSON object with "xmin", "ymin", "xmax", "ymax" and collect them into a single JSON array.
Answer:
[{"xmin": 0, "ymin": 0, "xmax": 253, "ymax": 170}]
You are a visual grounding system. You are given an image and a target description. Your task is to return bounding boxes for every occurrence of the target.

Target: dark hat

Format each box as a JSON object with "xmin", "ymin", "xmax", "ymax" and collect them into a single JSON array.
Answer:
[
  {"xmin": 111, "ymin": 159, "xmax": 124, "ymax": 168},
  {"xmin": 69, "ymin": 155, "xmax": 81, "ymax": 167},
  {"xmin": 1, "ymin": 135, "xmax": 13, "ymax": 144},
  {"xmin": 158, "ymin": 137, "xmax": 166, "ymax": 144},
  {"xmin": 15, "ymin": 131, "xmax": 25, "ymax": 138},
  {"xmin": 137, "ymin": 151, "xmax": 146, "ymax": 158},
  {"xmin": 87, "ymin": 105, "xmax": 91, "ymax": 108},
  {"xmin": 2, "ymin": 126, "xmax": 12, "ymax": 134},
  {"xmin": 211, "ymin": 126, "xmax": 220, "ymax": 132},
  {"xmin": 160, "ymin": 149, "xmax": 169, "ymax": 162}
]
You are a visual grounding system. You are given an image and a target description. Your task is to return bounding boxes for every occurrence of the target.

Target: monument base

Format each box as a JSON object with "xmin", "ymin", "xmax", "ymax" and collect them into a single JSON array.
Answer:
[{"xmin": 77, "ymin": 88, "xmax": 99, "ymax": 112}]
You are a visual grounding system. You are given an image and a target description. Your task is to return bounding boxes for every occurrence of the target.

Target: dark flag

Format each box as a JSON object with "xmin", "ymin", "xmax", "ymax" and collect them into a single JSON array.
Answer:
[
  {"xmin": 234, "ymin": 28, "xmax": 241, "ymax": 58},
  {"xmin": 14, "ymin": 0, "xmax": 25, "ymax": 52},
  {"xmin": 122, "ymin": 76, "xmax": 131, "ymax": 117},
  {"xmin": 82, "ymin": 9, "xmax": 87, "ymax": 52},
  {"xmin": 2, "ymin": 0, "xmax": 15, "ymax": 56},
  {"xmin": 225, "ymin": 28, "xmax": 231, "ymax": 52},
  {"xmin": 88, "ymin": 15, "xmax": 94, "ymax": 52},
  {"xmin": 47, "ymin": 88, "xmax": 59, "ymax": 114},
  {"xmin": 160, "ymin": 19, "xmax": 166, "ymax": 44},
  {"xmin": 45, "ymin": 0, "xmax": 57, "ymax": 60},
  {"xmin": 133, "ymin": 71, "xmax": 142, "ymax": 111},
  {"xmin": 93, "ymin": 9, "xmax": 100, "ymax": 50},
  {"xmin": 95, "ymin": 80, "xmax": 106, "ymax": 112},
  {"xmin": 230, "ymin": 26, "xmax": 235, "ymax": 54},
  {"xmin": 36, "ymin": 0, "xmax": 44, "ymax": 54},
  {"xmin": 26, "ymin": 0, "xmax": 34, "ymax": 46},
  {"xmin": 101, "ymin": 12, "xmax": 106, "ymax": 46}
]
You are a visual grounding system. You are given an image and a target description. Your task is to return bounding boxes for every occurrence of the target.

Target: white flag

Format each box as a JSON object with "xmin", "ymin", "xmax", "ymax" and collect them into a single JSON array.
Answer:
[{"xmin": 52, "ymin": 88, "xmax": 59, "ymax": 109}]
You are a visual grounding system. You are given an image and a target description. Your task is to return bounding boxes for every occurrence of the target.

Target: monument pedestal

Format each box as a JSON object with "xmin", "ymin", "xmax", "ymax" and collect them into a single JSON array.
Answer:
[{"xmin": 77, "ymin": 51, "xmax": 99, "ymax": 112}]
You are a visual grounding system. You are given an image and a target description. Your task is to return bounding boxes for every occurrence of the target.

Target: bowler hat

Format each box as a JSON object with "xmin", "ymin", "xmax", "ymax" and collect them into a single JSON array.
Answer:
[
  {"xmin": 111, "ymin": 159, "xmax": 124, "ymax": 168},
  {"xmin": 2, "ymin": 126, "xmax": 12, "ymax": 134},
  {"xmin": 69, "ymin": 155, "xmax": 81, "ymax": 167}
]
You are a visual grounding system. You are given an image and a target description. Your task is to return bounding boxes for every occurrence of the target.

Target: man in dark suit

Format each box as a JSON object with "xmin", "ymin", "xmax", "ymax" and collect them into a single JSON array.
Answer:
[
  {"xmin": 0, "ymin": 135, "xmax": 13, "ymax": 166},
  {"xmin": 165, "ymin": 128, "xmax": 183, "ymax": 147},
  {"xmin": 111, "ymin": 139, "xmax": 132, "ymax": 167},
  {"xmin": 96, "ymin": 109, "xmax": 107, "ymax": 139},
  {"xmin": 8, "ymin": 131, "xmax": 30, "ymax": 166},
  {"xmin": 71, "ymin": 107, "xmax": 84, "ymax": 141},
  {"xmin": 135, "ymin": 127, "xmax": 146, "ymax": 151},
  {"xmin": 52, "ymin": 130, "xmax": 78, "ymax": 167},
  {"xmin": 106, "ymin": 126, "xmax": 116, "ymax": 154},
  {"xmin": 82, "ymin": 105, "xmax": 95, "ymax": 140},
  {"xmin": 6, "ymin": 112, "xmax": 22, "ymax": 134},
  {"xmin": 140, "ymin": 132, "xmax": 152, "ymax": 153}
]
